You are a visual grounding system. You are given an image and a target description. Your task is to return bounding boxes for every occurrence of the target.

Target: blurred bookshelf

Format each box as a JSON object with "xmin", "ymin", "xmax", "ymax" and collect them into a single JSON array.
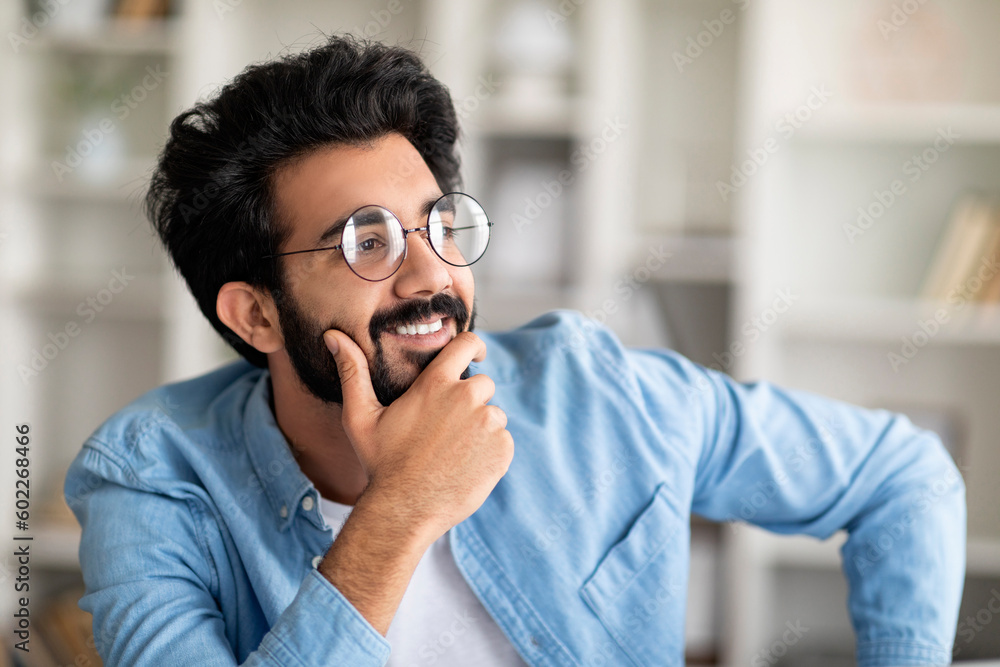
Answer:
[
  {"xmin": 0, "ymin": 0, "xmax": 221, "ymax": 664},
  {"xmin": 726, "ymin": 0, "xmax": 1000, "ymax": 664},
  {"xmin": 5, "ymin": 0, "xmax": 997, "ymax": 665}
]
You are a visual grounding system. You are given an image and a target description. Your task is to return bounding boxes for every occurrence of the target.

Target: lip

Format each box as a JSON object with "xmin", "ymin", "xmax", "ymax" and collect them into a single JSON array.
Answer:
[{"xmin": 382, "ymin": 316, "xmax": 454, "ymax": 347}]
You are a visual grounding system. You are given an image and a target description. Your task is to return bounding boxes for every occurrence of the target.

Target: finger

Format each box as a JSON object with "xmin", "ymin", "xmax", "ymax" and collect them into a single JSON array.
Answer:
[
  {"xmin": 423, "ymin": 331, "xmax": 487, "ymax": 380},
  {"xmin": 323, "ymin": 330, "xmax": 382, "ymax": 422},
  {"xmin": 462, "ymin": 373, "xmax": 496, "ymax": 405},
  {"xmin": 485, "ymin": 404, "xmax": 508, "ymax": 429}
]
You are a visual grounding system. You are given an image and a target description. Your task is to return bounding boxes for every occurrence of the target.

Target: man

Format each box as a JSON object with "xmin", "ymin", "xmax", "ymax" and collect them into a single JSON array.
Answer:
[{"xmin": 65, "ymin": 35, "xmax": 965, "ymax": 666}]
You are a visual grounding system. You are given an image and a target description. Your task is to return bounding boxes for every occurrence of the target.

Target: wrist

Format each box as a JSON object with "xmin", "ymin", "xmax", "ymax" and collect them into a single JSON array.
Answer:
[{"xmin": 353, "ymin": 484, "xmax": 440, "ymax": 553}]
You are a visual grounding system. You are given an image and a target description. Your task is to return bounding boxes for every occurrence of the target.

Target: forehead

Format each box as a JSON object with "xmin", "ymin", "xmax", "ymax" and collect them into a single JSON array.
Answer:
[{"xmin": 272, "ymin": 133, "xmax": 440, "ymax": 248}]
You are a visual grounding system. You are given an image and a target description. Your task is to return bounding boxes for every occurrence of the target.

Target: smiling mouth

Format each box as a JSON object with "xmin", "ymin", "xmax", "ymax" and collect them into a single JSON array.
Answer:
[
  {"xmin": 381, "ymin": 316, "xmax": 455, "ymax": 348},
  {"xmin": 391, "ymin": 316, "xmax": 445, "ymax": 336}
]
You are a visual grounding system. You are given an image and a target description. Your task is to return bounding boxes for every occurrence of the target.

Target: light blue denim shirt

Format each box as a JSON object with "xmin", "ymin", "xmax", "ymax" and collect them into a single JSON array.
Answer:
[{"xmin": 65, "ymin": 310, "xmax": 965, "ymax": 666}]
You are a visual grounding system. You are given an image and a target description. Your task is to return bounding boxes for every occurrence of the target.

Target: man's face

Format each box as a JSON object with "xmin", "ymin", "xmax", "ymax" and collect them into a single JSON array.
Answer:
[{"xmin": 270, "ymin": 133, "xmax": 477, "ymax": 406}]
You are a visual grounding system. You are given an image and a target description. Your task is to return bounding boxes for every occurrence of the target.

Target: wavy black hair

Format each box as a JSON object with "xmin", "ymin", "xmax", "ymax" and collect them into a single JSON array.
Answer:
[{"xmin": 145, "ymin": 34, "xmax": 462, "ymax": 368}]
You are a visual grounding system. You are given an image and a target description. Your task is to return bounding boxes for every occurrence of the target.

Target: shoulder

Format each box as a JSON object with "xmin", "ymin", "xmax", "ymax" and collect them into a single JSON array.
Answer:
[
  {"xmin": 475, "ymin": 308, "xmax": 597, "ymax": 354},
  {"xmin": 69, "ymin": 359, "xmax": 265, "ymax": 491},
  {"xmin": 473, "ymin": 308, "xmax": 696, "ymax": 388},
  {"xmin": 476, "ymin": 309, "xmax": 690, "ymax": 380},
  {"xmin": 472, "ymin": 309, "xmax": 605, "ymax": 377}
]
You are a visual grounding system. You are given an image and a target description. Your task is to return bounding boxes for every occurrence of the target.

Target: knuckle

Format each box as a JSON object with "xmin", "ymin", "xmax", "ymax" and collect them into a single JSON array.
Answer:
[
  {"xmin": 467, "ymin": 374, "xmax": 494, "ymax": 397},
  {"xmin": 456, "ymin": 331, "xmax": 484, "ymax": 349},
  {"xmin": 489, "ymin": 405, "xmax": 507, "ymax": 428}
]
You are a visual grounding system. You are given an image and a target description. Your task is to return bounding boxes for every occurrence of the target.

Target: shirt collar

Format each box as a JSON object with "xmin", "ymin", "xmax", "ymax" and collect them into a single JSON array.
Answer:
[{"xmin": 241, "ymin": 369, "xmax": 324, "ymax": 533}]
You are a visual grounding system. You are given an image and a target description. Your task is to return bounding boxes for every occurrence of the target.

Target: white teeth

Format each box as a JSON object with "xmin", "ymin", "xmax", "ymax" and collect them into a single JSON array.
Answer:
[{"xmin": 394, "ymin": 318, "xmax": 443, "ymax": 336}]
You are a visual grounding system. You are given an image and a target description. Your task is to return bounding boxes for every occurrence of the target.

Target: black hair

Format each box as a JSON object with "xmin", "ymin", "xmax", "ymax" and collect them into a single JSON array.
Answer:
[{"xmin": 145, "ymin": 34, "xmax": 462, "ymax": 368}]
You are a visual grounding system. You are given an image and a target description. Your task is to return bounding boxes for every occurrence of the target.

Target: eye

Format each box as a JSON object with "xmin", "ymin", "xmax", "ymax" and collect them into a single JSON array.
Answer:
[{"xmin": 357, "ymin": 237, "xmax": 385, "ymax": 252}]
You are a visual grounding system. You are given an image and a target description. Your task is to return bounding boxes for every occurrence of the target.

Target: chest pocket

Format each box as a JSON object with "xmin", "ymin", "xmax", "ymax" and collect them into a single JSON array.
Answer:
[{"xmin": 579, "ymin": 482, "xmax": 689, "ymax": 667}]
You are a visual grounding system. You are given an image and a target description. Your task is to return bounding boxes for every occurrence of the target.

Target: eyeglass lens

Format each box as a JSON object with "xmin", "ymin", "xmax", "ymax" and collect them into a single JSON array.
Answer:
[{"xmin": 342, "ymin": 193, "xmax": 490, "ymax": 280}]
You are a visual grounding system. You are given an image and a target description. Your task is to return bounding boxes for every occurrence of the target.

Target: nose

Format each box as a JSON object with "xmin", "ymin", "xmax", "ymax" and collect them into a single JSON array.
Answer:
[{"xmin": 391, "ymin": 228, "xmax": 453, "ymax": 298}]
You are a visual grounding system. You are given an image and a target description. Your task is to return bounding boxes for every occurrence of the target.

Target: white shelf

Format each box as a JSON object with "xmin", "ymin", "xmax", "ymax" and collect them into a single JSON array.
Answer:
[
  {"xmin": 749, "ymin": 530, "xmax": 846, "ymax": 569},
  {"xmin": 32, "ymin": 522, "xmax": 82, "ymax": 570},
  {"xmin": 19, "ymin": 157, "xmax": 159, "ymax": 203},
  {"xmin": 794, "ymin": 104, "xmax": 1000, "ymax": 145},
  {"xmin": 27, "ymin": 19, "xmax": 179, "ymax": 56},
  {"xmin": 11, "ymin": 272, "xmax": 166, "ymax": 321},
  {"xmin": 476, "ymin": 94, "xmax": 584, "ymax": 139},
  {"xmin": 967, "ymin": 537, "xmax": 1000, "ymax": 577},
  {"xmin": 476, "ymin": 283, "xmax": 581, "ymax": 331},
  {"xmin": 779, "ymin": 296, "xmax": 1000, "ymax": 345}
]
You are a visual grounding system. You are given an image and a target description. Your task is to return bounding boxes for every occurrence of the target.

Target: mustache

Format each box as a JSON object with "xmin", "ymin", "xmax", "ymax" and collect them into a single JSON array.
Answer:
[{"xmin": 367, "ymin": 292, "xmax": 470, "ymax": 339}]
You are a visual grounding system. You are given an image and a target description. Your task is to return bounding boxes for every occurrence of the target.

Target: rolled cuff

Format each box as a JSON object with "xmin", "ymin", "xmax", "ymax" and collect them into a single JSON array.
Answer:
[
  {"xmin": 255, "ymin": 569, "xmax": 391, "ymax": 667},
  {"xmin": 856, "ymin": 639, "xmax": 951, "ymax": 667}
]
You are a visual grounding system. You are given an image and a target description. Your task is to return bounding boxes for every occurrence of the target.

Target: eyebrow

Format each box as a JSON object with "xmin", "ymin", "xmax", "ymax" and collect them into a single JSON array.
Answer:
[{"xmin": 312, "ymin": 194, "xmax": 443, "ymax": 248}]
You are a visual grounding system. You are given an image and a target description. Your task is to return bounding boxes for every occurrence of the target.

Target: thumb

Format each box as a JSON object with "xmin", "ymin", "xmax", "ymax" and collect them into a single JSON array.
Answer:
[{"xmin": 323, "ymin": 329, "xmax": 382, "ymax": 420}]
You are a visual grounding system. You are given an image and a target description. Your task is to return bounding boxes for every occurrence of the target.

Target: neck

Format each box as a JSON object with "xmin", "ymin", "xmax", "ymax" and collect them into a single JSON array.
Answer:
[{"xmin": 267, "ymin": 354, "xmax": 368, "ymax": 506}]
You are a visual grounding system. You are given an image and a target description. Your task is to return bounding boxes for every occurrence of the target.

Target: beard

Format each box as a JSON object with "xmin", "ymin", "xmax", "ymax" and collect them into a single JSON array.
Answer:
[{"xmin": 275, "ymin": 288, "xmax": 476, "ymax": 407}]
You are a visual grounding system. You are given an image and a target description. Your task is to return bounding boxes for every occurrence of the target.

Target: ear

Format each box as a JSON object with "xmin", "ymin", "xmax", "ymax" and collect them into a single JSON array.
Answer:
[{"xmin": 217, "ymin": 281, "xmax": 284, "ymax": 355}]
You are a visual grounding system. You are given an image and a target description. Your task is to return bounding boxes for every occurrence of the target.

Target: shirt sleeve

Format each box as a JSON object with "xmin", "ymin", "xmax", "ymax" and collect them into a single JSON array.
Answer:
[
  {"xmin": 64, "ymin": 444, "xmax": 391, "ymax": 667},
  {"xmin": 626, "ymin": 346, "xmax": 965, "ymax": 667}
]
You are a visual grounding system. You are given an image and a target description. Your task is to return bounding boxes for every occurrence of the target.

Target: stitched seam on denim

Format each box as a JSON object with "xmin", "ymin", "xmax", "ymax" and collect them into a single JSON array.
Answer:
[
  {"xmin": 856, "ymin": 640, "xmax": 950, "ymax": 654},
  {"xmin": 309, "ymin": 571, "xmax": 393, "ymax": 659},
  {"xmin": 596, "ymin": 493, "xmax": 677, "ymax": 606},
  {"xmin": 578, "ymin": 585, "xmax": 646, "ymax": 667},
  {"xmin": 260, "ymin": 633, "xmax": 309, "ymax": 667},
  {"xmin": 184, "ymin": 497, "xmax": 221, "ymax": 599},
  {"xmin": 86, "ymin": 412, "xmax": 169, "ymax": 488}
]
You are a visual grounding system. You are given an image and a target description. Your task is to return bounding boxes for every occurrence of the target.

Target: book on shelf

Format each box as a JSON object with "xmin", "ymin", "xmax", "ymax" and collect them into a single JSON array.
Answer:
[
  {"xmin": 919, "ymin": 193, "xmax": 1000, "ymax": 303},
  {"xmin": 113, "ymin": 0, "xmax": 171, "ymax": 20},
  {"xmin": 982, "ymin": 237, "xmax": 1000, "ymax": 303}
]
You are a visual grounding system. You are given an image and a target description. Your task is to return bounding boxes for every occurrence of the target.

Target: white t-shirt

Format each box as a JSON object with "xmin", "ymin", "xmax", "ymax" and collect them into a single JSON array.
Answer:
[{"xmin": 319, "ymin": 497, "xmax": 530, "ymax": 667}]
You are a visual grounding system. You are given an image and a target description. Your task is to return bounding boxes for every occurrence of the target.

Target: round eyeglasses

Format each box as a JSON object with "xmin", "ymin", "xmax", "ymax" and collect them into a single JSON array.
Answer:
[{"xmin": 263, "ymin": 192, "xmax": 492, "ymax": 282}]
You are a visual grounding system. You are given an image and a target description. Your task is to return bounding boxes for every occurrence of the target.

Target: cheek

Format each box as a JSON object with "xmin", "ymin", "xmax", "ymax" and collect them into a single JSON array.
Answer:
[
  {"xmin": 316, "ymin": 291, "xmax": 387, "ymax": 349},
  {"xmin": 454, "ymin": 267, "xmax": 475, "ymax": 295}
]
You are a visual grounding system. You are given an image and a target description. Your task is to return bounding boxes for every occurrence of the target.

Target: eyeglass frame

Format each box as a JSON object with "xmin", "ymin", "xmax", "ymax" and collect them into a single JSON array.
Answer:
[{"xmin": 260, "ymin": 191, "xmax": 493, "ymax": 282}]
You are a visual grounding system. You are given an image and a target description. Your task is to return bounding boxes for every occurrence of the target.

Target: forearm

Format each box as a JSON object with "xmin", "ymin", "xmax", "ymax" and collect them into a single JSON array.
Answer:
[{"xmin": 317, "ymin": 489, "xmax": 436, "ymax": 636}]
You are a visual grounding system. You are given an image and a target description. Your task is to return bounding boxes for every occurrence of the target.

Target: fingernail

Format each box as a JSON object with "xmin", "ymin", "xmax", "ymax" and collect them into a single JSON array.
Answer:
[{"xmin": 324, "ymin": 331, "xmax": 339, "ymax": 355}]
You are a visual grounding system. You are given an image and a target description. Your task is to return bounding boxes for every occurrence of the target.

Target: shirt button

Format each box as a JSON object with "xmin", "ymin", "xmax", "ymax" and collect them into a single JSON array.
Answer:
[
  {"xmin": 279, "ymin": 505, "xmax": 288, "ymax": 518},
  {"xmin": 301, "ymin": 496, "xmax": 315, "ymax": 512},
  {"xmin": 311, "ymin": 555, "xmax": 322, "ymax": 569}
]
